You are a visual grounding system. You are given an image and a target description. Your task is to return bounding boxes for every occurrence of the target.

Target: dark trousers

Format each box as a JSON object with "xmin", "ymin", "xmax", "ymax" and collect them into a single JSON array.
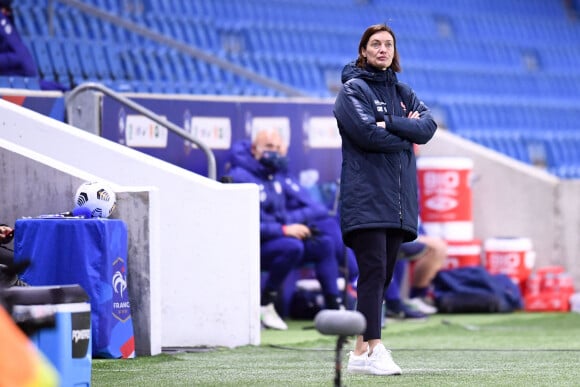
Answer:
[
  {"xmin": 0, "ymin": 246, "xmax": 13, "ymax": 266},
  {"xmin": 346, "ymin": 228, "xmax": 404, "ymax": 341}
]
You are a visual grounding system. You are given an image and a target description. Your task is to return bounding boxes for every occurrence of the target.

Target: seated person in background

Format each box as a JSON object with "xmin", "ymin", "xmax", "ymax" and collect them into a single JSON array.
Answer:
[
  {"xmin": 385, "ymin": 144, "xmax": 447, "ymax": 319},
  {"xmin": 384, "ymin": 252, "xmax": 427, "ymax": 320},
  {"xmin": 285, "ymin": 174, "xmax": 359, "ymax": 298},
  {"xmin": 226, "ymin": 128, "xmax": 343, "ymax": 330},
  {"xmin": 0, "ymin": 0, "xmax": 67, "ymax": 90},
  {"xmin": 384, "ymin": 231, "xmax": 447, "ymax": 319},
  {"xmin": 0, "ymin": 1, "xmax": 36, "ymax": 77},
  {"xmin": 274, "ymin": 151, "xmax": 359, "ymax": 300},
  {"xmin": 315, "ymin": 216, "xmax": 359, "ymax": 300},
  {"xmin": 406, "ymin": 234, "xmax": 447, "ymax": 310},
  {"xmin": 0, "ymin": 223, "xmax": 27, "ymax": 287},
  {"xmin": 0, "ymin": 224, "xmax": 15, "ymax": 265}
]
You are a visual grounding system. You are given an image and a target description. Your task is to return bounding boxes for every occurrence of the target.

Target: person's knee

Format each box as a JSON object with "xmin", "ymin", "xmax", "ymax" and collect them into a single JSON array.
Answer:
[
  {"xmin": 430, "ymin": 238, "xmax": 448, "ymax": 267},
  {"xmin": 262, "ymin": 237, "xmax": 304, "ymax": 267},
  {"xmin": 312, "ymin": 216, "xmax": 337, "ymax": 233},
  {"xmin": 310, "ymin": 235, "xmax": 335, "ymax": 262},
  {"xmin": 429, "ymin": 237, "xmax": 448, "ymax": 253},
  {"xmin": 420, "ymin": 236, "xmax": 448, "ymax": 265},
  {"xmin": 282, "ymin": 238, "xmax": 304, "ymax": 266}
]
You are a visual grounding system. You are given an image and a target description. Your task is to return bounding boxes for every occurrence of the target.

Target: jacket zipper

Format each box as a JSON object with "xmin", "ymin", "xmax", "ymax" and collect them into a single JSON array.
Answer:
[
  {"xmin": 389, "ymin": 83, "xmax": 403, "ymax": 228},
  {"xmin": 398, "ymin": 153, "xmax": 403, "ymax": 227}
]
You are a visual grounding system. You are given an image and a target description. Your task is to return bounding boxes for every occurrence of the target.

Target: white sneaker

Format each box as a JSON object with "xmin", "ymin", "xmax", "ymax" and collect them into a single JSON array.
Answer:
[
  {"xmin": 367, "ymin": 343, "xmax": 402, "ymax": 376},
  {"xmin": 260, "ymin": 303, "xmax": 288, "ymax": 330},
  {"xmin": 346, "ymin": 350, "xmax": 369, "ymax": 374},
  {"xmin": 406, "ymin": 297, "xmax": 438, "ymax": 315}
]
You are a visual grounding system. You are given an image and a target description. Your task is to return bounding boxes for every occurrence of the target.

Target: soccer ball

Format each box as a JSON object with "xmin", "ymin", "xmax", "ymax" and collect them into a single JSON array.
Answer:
[{"xmin": 74, "ymin": 181, "xmax": 117, "ymax": 218}]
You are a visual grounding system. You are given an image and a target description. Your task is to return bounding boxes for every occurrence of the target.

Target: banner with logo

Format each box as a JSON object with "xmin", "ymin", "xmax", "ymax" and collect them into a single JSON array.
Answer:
[{"xmin": 101, "ymin": 96, "xmax": 342, "ymax": 183}]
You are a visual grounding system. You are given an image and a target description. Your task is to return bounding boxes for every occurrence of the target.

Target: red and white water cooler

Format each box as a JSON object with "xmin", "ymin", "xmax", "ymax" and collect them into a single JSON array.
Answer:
[
  {"xmin": 443, "ymin": 240, "xmax": 482, "ymax": 270},
  {"xmin": 417, "ymin": 156, "xmax": 474, "ymax": 241},
  {"xmin": 484, "ymin": 237, "xmax": 535, "ymax": 293}
]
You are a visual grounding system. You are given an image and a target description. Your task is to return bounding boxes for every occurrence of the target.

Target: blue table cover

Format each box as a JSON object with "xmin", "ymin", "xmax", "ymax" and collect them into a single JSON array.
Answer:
[{"xmin": 14, "ymin": 218, "xmax": 135, "ymax": 358}]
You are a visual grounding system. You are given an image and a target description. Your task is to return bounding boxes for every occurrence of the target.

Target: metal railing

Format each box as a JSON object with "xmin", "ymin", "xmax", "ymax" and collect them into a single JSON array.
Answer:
[{"xmin": 65, "ymin": 82, "xmax": 217, "ymax": 180}]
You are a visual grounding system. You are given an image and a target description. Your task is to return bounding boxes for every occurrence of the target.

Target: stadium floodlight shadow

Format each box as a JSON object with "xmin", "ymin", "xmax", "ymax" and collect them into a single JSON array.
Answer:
[{"xmin": 314, "ymin": 310, "xmax": 366, "ymax": 387}]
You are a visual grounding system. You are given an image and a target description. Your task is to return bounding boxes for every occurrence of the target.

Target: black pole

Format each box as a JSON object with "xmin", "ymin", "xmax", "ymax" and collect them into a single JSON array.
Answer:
[{"xmin": 334, "ymin": 335, "xmax": 347, "ymax": 387}]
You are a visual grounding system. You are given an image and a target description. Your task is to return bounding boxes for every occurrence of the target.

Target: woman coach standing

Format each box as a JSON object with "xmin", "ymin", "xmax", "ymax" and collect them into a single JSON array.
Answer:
[{"xmin": 333, "ymin": 24, "xmax": 437, "ymax": 376}]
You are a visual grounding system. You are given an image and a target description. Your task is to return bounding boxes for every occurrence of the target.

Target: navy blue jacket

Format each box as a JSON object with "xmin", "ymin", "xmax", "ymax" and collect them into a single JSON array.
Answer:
[
  {"xmin": 227, "ymin": 139, "xmax": 329, "ymax": 242},
  {"xmin": 333, "ymin": 61, "xmax": 437, "ymax": 242}
]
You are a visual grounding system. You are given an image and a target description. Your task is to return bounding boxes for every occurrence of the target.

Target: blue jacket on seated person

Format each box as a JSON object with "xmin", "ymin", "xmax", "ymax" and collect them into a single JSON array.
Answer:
[{"xmin": 227, "ymin": 137, "xmax": 345, "ymax": 311}]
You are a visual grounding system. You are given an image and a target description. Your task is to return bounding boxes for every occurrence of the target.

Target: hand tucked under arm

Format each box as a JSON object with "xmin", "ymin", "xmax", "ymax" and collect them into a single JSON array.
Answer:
[
  {"xmin": 383, "ymin": 109, "xmax": 436, "ymax": 144},
  {"xmin": 335, "ymin": 82, "xmax": 413, "ymax": 153},
  {"xmin": 282, "ymin": 223, "xmax": 312, "ymax": 240}
]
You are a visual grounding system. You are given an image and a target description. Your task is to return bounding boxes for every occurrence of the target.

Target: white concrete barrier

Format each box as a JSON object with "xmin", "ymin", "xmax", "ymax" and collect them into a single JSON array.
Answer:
[{"xmin": 0, "ymin": 99, "xmax": 260, "ymax": 354}]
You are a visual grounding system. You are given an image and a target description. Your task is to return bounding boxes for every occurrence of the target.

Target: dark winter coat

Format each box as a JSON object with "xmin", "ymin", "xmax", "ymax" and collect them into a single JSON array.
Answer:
[{"xmin": 333, "ymin": 61, "xmax": 437, "ymax": 242}]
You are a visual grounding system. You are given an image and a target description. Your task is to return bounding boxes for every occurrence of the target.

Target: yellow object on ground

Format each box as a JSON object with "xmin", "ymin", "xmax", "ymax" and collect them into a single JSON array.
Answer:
[{"xmin": 0, "ymin": 306, "xmax": 59, "ymax": 387}]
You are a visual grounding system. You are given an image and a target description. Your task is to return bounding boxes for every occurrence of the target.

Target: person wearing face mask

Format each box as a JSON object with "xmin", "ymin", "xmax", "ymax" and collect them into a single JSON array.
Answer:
[
  {"xmin": 226, "ymin": 128, "xmax": 343, "ymax": 330},
  {"xmin": 334, "ymin": 24, "xmax": 437, "ymax": 376}
]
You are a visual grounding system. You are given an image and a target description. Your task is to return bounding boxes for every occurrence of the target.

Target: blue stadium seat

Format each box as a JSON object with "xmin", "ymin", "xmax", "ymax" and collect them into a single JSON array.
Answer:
[
  {"xmin": 75, "ymin": 40, "xmax": 99, "ymax": 80},
  {"xmin": 91, "ymin": 43, "xmax": 114, "ymax": 80},
  {"xmin": 8, "ymin": 0, "xmax": 580, "ymax": 175},
  {"xmin": 87, "ymin": 0, "xmax": 119, "ymax": 14},
  {"xmin": 0, "ymin": 76, "xmax": 12, "ymax": 88},
  {"xmin": 27, "ymin": 38, "xmax": 54, "ymax": 80},
  {"xmin": 28, "ymin": 7, "xmax": 49, "ymax": 36},
  {"xmin": 102, "ymin": 45, "xmax": 126, "ymax": 80},
  {"xmin": 106, "ymin": 79, "xmax": 135, "ymax": 93},
  {"xmin": 177, "ymin": 53, "xmax": 201, "ymax": 83},
  {"xmin": 46, "ymin": 39, "xmax": 68, "ymax": 83},
  {"xmin": 12, "ymin": 6, "xmax": 35, "ymax": 37},
  {"xmin": 147, "ymin": 49, "xmax": 172, "ymax": 83},
  {"xmin": 138, "ymin": 48, "xmax": 162, "ymax": 82},
  {"xmin": 117, "ymin": 48, "xmax": 138, "ymax": 81},
  {"xmin": 85, "ymin": 17, "xmax": 104, "ymax": 40},
  {"xmin": 147, "ymin": 0, "xmax": 166, "ymax": 13},
  {"xmin": 25, "ymin": 77, "xmax": 40, "ymax": 90},
  {"xmin": 191, "ymin": 21, "xmax": 220, "ymax": 51},
  {"xmin": 52, "ymin": 7, "xmax": 76, "ymax": 38},
  {"xmin": 97, "ymin": 18, "xmax": 124, "ymax": 42}
]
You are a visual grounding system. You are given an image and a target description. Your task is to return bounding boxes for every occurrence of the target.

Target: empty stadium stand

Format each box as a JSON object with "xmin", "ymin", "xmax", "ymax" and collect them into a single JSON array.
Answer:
[{"xmin": 4, "ymin": 0, "xmax": 580, "ymax": 177}]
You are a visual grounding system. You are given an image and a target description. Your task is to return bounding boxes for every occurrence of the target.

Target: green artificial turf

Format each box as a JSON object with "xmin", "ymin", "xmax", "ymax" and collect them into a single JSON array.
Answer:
[{"xmin": 92, "ymin": 312, "xmax": 580, "ymax": 386}]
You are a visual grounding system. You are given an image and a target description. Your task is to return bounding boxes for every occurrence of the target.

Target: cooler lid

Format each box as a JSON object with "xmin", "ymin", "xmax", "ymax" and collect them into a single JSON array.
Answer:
[{"xmin": 2, "ymin": 284, "xmax": 89, "ymax": 305}]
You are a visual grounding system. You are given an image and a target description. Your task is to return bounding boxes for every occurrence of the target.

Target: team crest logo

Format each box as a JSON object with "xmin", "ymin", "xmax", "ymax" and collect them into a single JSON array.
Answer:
[{"xmin": 112, "ymin": 257, "xmax": 131, "ymax": 322}]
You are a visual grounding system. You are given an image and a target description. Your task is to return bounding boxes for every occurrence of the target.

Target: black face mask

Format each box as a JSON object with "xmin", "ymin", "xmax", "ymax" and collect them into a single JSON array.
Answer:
[{"xmin": 259, "ymin": 151, "xmax": 288, "ymax": 172}]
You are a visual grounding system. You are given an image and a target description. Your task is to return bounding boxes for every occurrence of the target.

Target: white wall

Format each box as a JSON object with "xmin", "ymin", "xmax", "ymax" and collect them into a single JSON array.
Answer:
[
  {"xmin": 0, "ymin": 139, "xmax": 161, "ymax": 355},
  {"xmin": 0, "ymin": 99, "xmax": 261, "ymax": 351}
]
